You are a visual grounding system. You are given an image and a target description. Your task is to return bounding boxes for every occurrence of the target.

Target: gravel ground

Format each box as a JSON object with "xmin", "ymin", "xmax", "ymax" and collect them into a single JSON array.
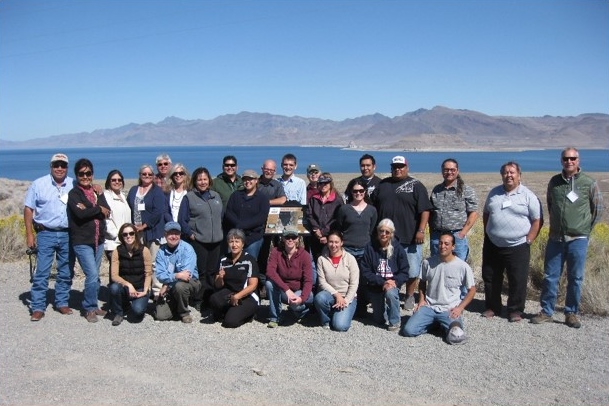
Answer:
[{"xmin": 1, "ymin": 262, "xmax": 608, "ymax": 406}]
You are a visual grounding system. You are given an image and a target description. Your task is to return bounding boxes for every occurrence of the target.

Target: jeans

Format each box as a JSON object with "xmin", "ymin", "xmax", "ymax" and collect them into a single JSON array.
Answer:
[
  {"xmin": 73, "ymin": 244, "xmax": 104, "ymax": 312},
  {"xmin": 368, "ymin": 287, "xmax": 401, "ymax": 326},
  {"xmin": 401, "ymin": 243, "xmax": 422, "ymax": 279},
  {"xmin": 541, "ymin": 238, "xmax": 589, "ymax": 316},
  {"xmin": 314, "ymin": 290, "xmax": 357, "ymax": 331},
  {"xmin": 430, "ymin": 230, "xmax": 469, "ymax": 260},
  {"xmin": 30, "ymin": 230, "xmax": 74, "ymax": 312},
  {"xmin": 245, "ymin": 238, "xmax": 263, "ymax": 260},
  {"xmin": 401, "ymin": 305, "xmax": 463, "ymax": 338},
  {"xmin": 109, "ymin": 283, "xmax": 149, "ymax": 318},
  {"xmin": 265, "ymin": 280, "xmax": 313, "ymax": 322}
]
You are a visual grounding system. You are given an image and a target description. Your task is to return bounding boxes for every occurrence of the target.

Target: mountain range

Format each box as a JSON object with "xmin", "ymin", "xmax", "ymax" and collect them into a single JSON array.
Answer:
[{"xmin": 2, "ymin": 106, "xmax": 608, "ymax": 150}]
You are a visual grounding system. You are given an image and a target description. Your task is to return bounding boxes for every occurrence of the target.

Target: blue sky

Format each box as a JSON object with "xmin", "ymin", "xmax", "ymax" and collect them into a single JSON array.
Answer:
[{"xmin": 1, "ymin": 0, "xmax": 608, "ymax": 141}]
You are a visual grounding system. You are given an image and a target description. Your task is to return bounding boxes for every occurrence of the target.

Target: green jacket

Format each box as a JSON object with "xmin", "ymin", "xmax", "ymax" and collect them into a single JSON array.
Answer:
[
  {"xmin": 547, "ymin": 170, "xmax": 602, "ymax": 239},
  {"xmin": 211, "ymin": 172, "xmax": 243, "ymax": 208}
]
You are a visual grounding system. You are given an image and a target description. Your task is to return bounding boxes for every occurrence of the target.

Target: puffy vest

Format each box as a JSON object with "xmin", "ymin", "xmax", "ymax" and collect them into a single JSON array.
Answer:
[{"xmin": 116, "ymin": 245, "xmax": 146, "ymax": 290}]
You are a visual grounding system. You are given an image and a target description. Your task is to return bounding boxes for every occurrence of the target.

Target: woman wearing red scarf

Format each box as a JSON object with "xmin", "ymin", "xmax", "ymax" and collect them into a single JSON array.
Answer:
[{"xmin": 67, "ymin": 158, "xmax": 111, "ymax": 323}]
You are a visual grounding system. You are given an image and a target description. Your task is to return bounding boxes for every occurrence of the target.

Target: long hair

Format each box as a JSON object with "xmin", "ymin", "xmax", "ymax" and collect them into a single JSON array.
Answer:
[
  {"xmin": 376, "ymin": 218, "xmax": 395, "ymax": 259},
  {"xmin": 442, "ymin": 158, "xmax": 464, "ymax": 198},
  {"xmin": 166, "ymin": 163, "xmax": 191, "ymax": 192},
  {"xmin": 118, "ymin": 223, "xmax": 142, "ymax": 251}
]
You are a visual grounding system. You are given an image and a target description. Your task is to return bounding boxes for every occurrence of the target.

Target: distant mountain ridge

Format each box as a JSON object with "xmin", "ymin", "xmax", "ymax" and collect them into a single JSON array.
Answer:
[{"xmin": 2, "ymin": 106, "xmax": 608, "ymax": 150}]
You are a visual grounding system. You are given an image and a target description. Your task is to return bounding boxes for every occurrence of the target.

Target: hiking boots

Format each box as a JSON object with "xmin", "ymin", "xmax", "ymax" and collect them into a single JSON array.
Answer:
[
  {"xmin": 565, "ymin": 313, "xmax": 581, "ymax": 329},
  {"xmin": 531, "ymin": 312, "xmax": 553, "ymax": 324}
]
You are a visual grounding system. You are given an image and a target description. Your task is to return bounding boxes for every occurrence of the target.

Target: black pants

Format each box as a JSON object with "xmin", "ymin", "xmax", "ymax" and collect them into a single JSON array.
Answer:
[
  {"xmin": 209, "ymin": 288, "xmax": 258, "ymax": 328},
  {"xmin": 482, "ymin": 236, "xmax": 530, "ymax": 314},
  {"xmin": 189, "ymin": 239, "xmax": 222, "ymax": 307}
]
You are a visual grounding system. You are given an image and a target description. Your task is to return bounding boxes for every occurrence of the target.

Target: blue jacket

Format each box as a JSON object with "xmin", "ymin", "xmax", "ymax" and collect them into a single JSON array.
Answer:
[
  {"xmin": 127, "ymin": 184, "xmax": 166, "ymax": 244},
  {"xmin": 224, "ymin": 190, "xmax": 270, "ymax": 246},
  {"xmin": 360, "ymin": 238, "xmax": 410, "ymax": 290},
  {"xmin": 155, "ymin": 240, "xmax": 199, "ymax": 286}
]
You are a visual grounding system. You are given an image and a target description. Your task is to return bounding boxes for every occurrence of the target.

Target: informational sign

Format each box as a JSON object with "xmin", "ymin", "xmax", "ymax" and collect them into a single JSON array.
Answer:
[{"xmin": 265, "ymin": 206, "xmax": 309, "ymax": 235}]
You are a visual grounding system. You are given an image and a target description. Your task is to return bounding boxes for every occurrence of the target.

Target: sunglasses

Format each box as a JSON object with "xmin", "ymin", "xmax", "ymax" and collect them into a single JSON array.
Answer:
[
  {"xmin": 77, "ymin": 171, "xmax": 93, "ymax": 178},
  {"xmin": 442, "ymin": 168, "xmax": 458, "ymax": 173},
  {"xmin": 284, "ymin": 235, "xmax": 298, "ymax": 240},
  {"xmin": 352, "ymin": 189, "xmax": 366, "ymax": 194},
  {"xmin": 140, "ymin": 173, "xmax": 153, "ymax": 177},
  {"xmin": 562, "ymin": 157, "xmax": 578, "ymax": 162},
  {"xmin": 122, "ymin": 231, "xmax": 136, "ymax": 237},
  {"xmin": 224, "ymin": 163, "xmax": 236, "ymax": 168},
  {"xmin": 157, "ymin": 162, "xmax": 170, "ymax": 166},
  {"xmin": 110, "ymin": 178, "xmax": 123, "ymax": 183},
  {"xmin": 52, "ymin": 162, "xmax": 68, "ymax": 169},
  {"xmin": 173, "ymin": 171, "xmax": 185, "ymax": 177},
  {"xmin": 391, "ymin": 164, "xmax": 406, "ymax": 169}
]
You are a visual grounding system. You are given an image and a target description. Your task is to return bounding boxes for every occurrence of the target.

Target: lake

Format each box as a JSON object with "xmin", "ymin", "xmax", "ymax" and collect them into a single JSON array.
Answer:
[{"xmin": 1, "ymin": 146, "xmax": 607, "ymax": 181}]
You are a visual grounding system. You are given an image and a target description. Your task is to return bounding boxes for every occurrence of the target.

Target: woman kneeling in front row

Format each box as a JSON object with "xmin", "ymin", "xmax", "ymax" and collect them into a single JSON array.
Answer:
[
  {"xmin": 209, "ymin": 228, "xmax": 260, "ymax": 328},
  {"xmin": 315, "ymin": 230, "xmax": 359, "ymax": 331}
]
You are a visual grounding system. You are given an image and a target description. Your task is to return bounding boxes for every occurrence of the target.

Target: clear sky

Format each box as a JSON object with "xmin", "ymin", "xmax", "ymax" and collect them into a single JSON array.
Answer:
[{"xmin": 1, "ymin": 0, "xmax": 608, "ymax": 141}]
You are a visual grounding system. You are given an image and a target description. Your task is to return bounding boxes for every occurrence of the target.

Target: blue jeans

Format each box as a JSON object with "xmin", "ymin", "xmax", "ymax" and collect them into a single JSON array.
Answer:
[
  {"xmin": 368, "ymin": 287, "xmax": 401, "ymax": 326},
  {"xmin": 541, "ymin": 238, "xmax": 589, "ymax": 316},
  {"xmin": 401, "ymin": 243, "xmax": 422, "ymax": 279},
  {"xmin": 73, "ymin": 244, "xmax": 104, "ymax": 312},
  {"xmin": 401, "ymin": 305, "xmax": 463, "ymax": 338},
  {"xmin": 265, "ymin": 280, "xmax": 313, "ymax": 322},
  {"xmin": 430, "ymin": 230, "xmax": 469, "ymax": 260},
  {"xmin": 30, "ymin": 230, "xmax": 74, "ymax": 312},
  {"xmin": 109, "ymin": 283, "xmax": 149, "ymax": 318},
  {"xmin": 245, "ymin": 238, "xmax": 263, "ymax": 260},
  {"xmin": 314, "ymin": 290, "xmax": 357, "ymax": 332}
]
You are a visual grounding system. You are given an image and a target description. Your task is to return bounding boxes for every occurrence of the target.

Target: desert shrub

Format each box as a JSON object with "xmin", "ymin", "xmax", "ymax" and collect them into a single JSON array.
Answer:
[{"xmin": 0, "ymin": 215, "xmax": 27, "ymax": 262}]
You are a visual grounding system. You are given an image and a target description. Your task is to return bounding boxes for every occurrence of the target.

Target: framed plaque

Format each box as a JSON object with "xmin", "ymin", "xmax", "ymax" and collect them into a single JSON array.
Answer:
[{"xmin": 265, "ymin": 206, "xmax": 309, "ymax": 235}]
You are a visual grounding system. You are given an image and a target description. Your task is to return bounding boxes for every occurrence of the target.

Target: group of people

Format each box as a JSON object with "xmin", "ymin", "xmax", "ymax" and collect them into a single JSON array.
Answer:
[{"xmin": 25, "ymin": 147, "xmax": 602, "ymax": 344}]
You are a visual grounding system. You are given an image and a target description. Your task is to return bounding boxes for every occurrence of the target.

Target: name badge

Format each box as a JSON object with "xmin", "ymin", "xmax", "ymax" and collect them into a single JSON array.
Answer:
[
  {"xmin": 502, "ymin": 200, "xmax": 512, "ymax": 209},
  {"xmin": 60, "ymin": 194, "xmax": 68, "ymax": 204},
  {"xmin": 138, "ymin": 203, "xmax": 146, "ymax": 211},
  {"xmin": 566, "ymin": 191, "xmax": 579, "ymax": 203}
]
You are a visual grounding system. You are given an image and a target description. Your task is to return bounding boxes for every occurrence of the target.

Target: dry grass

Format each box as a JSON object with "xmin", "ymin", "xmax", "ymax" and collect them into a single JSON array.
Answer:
[{"xmin": 2, "ymin": 171, "xmax": 608, "ymax": 314}]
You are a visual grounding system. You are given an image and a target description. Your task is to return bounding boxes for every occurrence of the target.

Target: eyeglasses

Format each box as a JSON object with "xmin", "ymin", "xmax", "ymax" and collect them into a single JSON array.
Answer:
[
  {"xmin": 110, "ymin": 178, "xmax": 123, "ymax": 183},
  {"xmin": 77, "ymin": 171, "xmax": 93, "ymax": 178},
  {"xmin": 224, "ymin": 163, "xmax": 236, "ymax": 168},
  {"xmin": 562, "ymin": 156, "xmax": 578, "ymax": 162},
  {"xmin": 284, "ymin": 235, "xmax": 298, "ymax": 240},
  {"xmin": 122, "ymin": 231, "xmax": 136, "ymax": 237},
  {"xmin": 352, "ymin": 189, "xmax": 366, "ymax": 194},
  {"xmin": 378, "ymin": 229, "xmax": 392, "ymax": 235},
  {"xmin": 52, "ymin": 162, "xmax": 68, "ymax": 169},
  {"xmin": 442, "ymin": 168, "xmax": 458, "ymax": 173},
  {"xmin": 173, "ymin": 171, "xmax": 185, "ymax": 177},
  {"xmin": 140, "ymin": 173, "xmax": 153, "ymax": 177},
  {"xmin": 157, "ymin": 162, "xmax": 170, "ymax": 167}
]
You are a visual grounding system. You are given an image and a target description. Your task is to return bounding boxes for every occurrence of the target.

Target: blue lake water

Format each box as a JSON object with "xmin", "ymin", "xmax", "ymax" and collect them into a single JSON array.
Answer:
[{"xmin": 0, "ymin": 146, "xmax": 607, "ymax": 181}]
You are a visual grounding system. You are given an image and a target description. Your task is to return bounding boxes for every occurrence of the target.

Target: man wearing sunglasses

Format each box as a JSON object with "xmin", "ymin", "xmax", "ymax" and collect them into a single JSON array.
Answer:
[
  {"xmin": 212, "ymin": 155, "xmax": 243, "ymax": 208},
  {"xmin": 24, "ymin": 153, "xmax": 75, "ymax": 321},
  {"xmin": 154, "ymin": 153, "xmax": 173, "ymax": 188},
  {"xmin": 532, "ymin": 148, "xmax": 603, "ymax": 329}
]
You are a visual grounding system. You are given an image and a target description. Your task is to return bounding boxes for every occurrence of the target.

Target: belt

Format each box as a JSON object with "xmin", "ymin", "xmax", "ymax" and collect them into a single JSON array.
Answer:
[
  {"xmin": 434, "ymin": 229, "xmax": 462, "ymax": 233},
  {"xmin": 40, "ymin": 225, "xmax": 69, "ymax": 232}
]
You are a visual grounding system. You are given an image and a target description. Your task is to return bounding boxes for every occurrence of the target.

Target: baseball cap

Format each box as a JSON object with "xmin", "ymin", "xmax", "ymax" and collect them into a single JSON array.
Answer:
[
  {"xmin": 391, "ymin": 156, "xmax": 407, "ymax": 166},
  {"xmin": 241, "ymin": 169, "xmax": 258, "ymax": 179},
  {"xmin": 50, "ymin": 153, "xmax": 69, "ymax": 164},
  {"xmin": 164, "ymin": 221, "xmax": 181, "ymax": 232},
  {"xmin": 307, "ymin": 164, "xmax": 320, "ymax": 173}
]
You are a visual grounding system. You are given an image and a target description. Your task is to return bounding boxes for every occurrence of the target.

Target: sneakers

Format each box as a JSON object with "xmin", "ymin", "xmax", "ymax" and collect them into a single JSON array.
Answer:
[
  {"xmin": 181, "ymin": 315, "xmax": 193, "ymax": 323},
  {"xmin": 447, "ymin": 326, "xmax": 468, "ymax": 345},
  {"xmin": 531, "ymin": 312, "xmax": 553, "ymax": 324},
  {"xmin": 387, "ymin": 324, "xmax": 400, "ymax": 332},
  {"xmin": 565, "ymin": 313, "xmax": 581, "ymax": 329},
  {"xmin": 403, "ymin": 295, "xmax": 416, "ymax": 311},
  {"xmin": 267, "ymin": 321, "xmax": 278, "ymax": 328},
  {"xmin": 30, "ymin": 311, "xmax": 45, "ymax": 321},
  {"xmin": 86, "ymin": 311, "xmax": 98, "ymax": 323},
  {"xmin": 321, "ymin": 324, "xmax": 331, "ymax": 330},
  {"xmin": 112, "ymin": 315, "xmax": 124, "ymax": 326}
]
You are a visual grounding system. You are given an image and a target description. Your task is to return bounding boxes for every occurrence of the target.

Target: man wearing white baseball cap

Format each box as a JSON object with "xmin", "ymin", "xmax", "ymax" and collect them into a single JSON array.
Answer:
[{"xmin": 370, "ymin": 155, "xmax": 433, "ymax": 311}]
